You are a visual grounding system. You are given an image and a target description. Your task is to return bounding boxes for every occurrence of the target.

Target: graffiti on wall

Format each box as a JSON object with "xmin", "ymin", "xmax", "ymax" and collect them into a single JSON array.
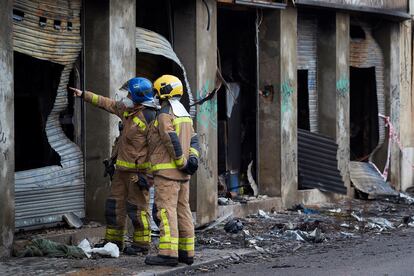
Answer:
[
  {"xmin": 281, "ymin": 79, "xmax": 294, "ymax": 113},
  {"xmin": 196, "ymin": 79, "xmax": 217, "ymax": 131},
  {"xmin": 336, "ymin": 76, "xmax": 350, "ymax": 97}
]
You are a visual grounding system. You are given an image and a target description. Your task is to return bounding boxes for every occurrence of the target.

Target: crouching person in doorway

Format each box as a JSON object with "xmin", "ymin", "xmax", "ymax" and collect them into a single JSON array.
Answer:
[
  {"xmin": 145, "ymin": 75, "xmax": 200, "ymax": 267},
  {"xmin": 69, "ymin": 77, "xmax": 157, "ymax": 255}
]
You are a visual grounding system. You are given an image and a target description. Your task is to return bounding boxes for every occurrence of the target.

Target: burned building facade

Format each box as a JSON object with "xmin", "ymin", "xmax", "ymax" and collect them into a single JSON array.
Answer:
[{"xmin": 1, "ymin": 0, "xmax": 413, "ymax": 256}]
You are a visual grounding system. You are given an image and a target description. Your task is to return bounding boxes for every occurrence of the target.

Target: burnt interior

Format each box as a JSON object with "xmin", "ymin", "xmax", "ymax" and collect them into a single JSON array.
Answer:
[
  {"xmin": 297, "ymin": 69, "xmax": 311, "ymax": 131},
  {"xmin": 350, "ymin": 66, "xmax": 379, "ymax": 161},
  {"xmin": 14, "ymin": 52, "xmax": 63, "ymax": 171},
  {"xmin": 217, "ymin": 7, "xmax": 257, "ymax": 195},
  {"xmin": 136, "ymin": 0, "xmax": 191, "ymax": 109}
]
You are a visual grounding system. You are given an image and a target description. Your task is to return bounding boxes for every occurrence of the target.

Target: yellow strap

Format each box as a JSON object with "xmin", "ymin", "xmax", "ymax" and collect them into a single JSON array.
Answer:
[
  {"xmin": 134, "ymin": 230, "xmax": 150, "ymax": 236},
  {"xmin": 105, "ymin": 234, "xmax": 125, "ymax": 242},
  {"xmin": 175, "ymin": 156, "xmax": 185, "ymax": 167},
  {"xmin": 160, "ymin": 208, "xmax": 171, "ymax": 240},
  {"xmin": 179, "ymin": 237, "xmax": 195, "ymax": 244},
  {"xmin": 178, "ymin": 244, "xmax": 195, "ymax": 251},
  {"xmin": 154, "ymin": 119, "xmax": 159, "ymax": 127},
  {"xmin": 116, "ymin": 160, "xmax": 151, "ymax": 170},
  {"xmin": 173, "ymin": 117, "xmax": 192, "ymax": 135},
  {"xmin": 133, "ymin": 116, "xmax": 147, "ymax": 131},
  {"xmin": 106, "ymin": 228, "xmax": 127, "ymax": 236},
  {"xmin": 92, "ymin": 94, "xmax": 99, "ymax": 105},
  {"xmin": 173, "ymin": 117, "xmax": 193, "ymax": 125},
  {"xmin": 159, "ymin": 243, "xmax": 179, "ymax": 250},
  {"xmin": 189, "ymin": 148, "xmax": 199, "ymax": 158},
  {"xmin": 133, "ymin": 236, "xmax": 151, "ymax": 242},
  {"xmin": 141, "ymin": 211, "xmax": 149, "ymax": 233},
  {"xmin": 123, "ymin": 111, "xmax": 130, "ymax": 117},
  {"xmin": 151, "ymin": 162, "xmax": 177, "ymax": 171},
  {"xmin": 116, "ymin": 159, "xmax": 136, "ymax": 169}
]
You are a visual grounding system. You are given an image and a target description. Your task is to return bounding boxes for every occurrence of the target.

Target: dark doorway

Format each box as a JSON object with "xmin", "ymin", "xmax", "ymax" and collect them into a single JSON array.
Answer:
[
  {"xmin": 217, "ymin": 7, "xmax": 257, "ymax": 196},
  {"xmin": 297, "ymin": 70, "xmax": 310, "ymax": 131},
  {"xmin": 350, "ymin": 66, "xmax": 379, "ymax": 161},
  {"xmin": 14, "ymin": 52, "xmax": 63, "ymax": 171}
]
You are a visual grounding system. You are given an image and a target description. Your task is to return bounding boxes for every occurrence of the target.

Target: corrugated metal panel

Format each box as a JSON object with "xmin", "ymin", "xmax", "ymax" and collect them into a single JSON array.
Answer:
[
  {"xmin": 13, "ymin": 0, "xmax": 84, "ymax": 229},
  {"xmin": 298, "ymin": 129, "xmax": 347, "ymax": 194},
  {"xmin": 350, "ymin": 22, "xmax": 385, "ymax": 156},
  {"xmin": 135, "ymin": 27, "xmax": 195, "ymax": 117},
  {"xmin": 297, "ymin": 13, "xmax": 318, "ymax": 133},
  {"xmin": 350, "ymin": 161, "xmax": 399, "ymax": 197}
]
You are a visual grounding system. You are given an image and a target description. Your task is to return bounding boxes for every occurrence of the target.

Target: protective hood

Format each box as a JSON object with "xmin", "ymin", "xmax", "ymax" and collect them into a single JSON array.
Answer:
[
  {"xmin": 169, "ymin": 98, "xmax": 190, "ymax": 117},
  {"xmin": 141, "ymin": 99, "xmax": 160, "ymax": 109}
]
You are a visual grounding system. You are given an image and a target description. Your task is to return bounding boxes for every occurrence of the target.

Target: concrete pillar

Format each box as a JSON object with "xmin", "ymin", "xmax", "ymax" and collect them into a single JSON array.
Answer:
[
  {"xmin": 0, "ymin": 0, "xmax": 15, "ymax": 257},
  {"xmin": 174, "ymin": 0, "xmax": 217, "ymax": 226},
  {"xmin": 390, "ymin": 23, "xmax": 402, "ymax": 190},
  {"xmin": 317, "ymin": 12, "xmax": 350, "ymax": 194},
  {"xmin": 258, "ymin": 10, "xmax": 281, "ymax": 197},
  {"xmin": 280, "ymin": 7, "xmax": 298, "ymax": 208},
  {"xmin": 335, "ymin": 13, "xmax": 351, "ymax": 194},
  {"xmin": 398, "ymin": 20, "xmax": 412, "ymax": 191},
  {"xmin": 84, "ymin": 0, "xmax": 136, "ymax": 221},
  {"xmin": 317, "ymin": 13, "xmax": 336, "ymax": 139}
]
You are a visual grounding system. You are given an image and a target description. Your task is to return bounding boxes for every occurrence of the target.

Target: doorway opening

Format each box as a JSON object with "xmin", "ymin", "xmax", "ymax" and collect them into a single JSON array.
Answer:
[
  {"xmin": 350, "ymin": 66, "xmax": 379, "ymax": 161},
  {"xmin": 14, "ymin": 52, "xmax": 63, "ymax": 172},
  {"xmin": 217, "ymin": 7, "xmax": 257, "ymax": 197},
  {"xmin": 297, "ymin": 69, "xmax": 310, "ymax": 131}
]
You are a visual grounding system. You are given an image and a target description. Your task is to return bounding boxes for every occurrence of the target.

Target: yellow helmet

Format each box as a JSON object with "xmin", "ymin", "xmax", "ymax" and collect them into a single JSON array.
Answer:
[{"xmin": 153, "ymin": 75, "xmax": 183, "ymax": 99}]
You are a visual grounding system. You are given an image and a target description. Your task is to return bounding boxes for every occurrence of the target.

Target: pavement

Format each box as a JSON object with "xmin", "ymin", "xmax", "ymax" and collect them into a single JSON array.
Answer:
[
  {"xmin": 188, "ymin": 227, "xmax": 414, "ymax": 276},
  {"xmin": 3, "ymin": 197, "xmax": 414, "ymax": 275}
]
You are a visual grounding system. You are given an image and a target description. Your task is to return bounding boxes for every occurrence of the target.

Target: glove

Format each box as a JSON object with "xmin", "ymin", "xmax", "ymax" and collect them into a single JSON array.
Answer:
[
  {"xmin": 136, "ymin": 173, "xmax": 150, "ymax": 191},
  {"xmin": 181, "ymin": 155, "xmax": 198, "ymax": 175},
  {"xmin": 103, "ymin": 159, "xmax": 115, "ymax": 181}
]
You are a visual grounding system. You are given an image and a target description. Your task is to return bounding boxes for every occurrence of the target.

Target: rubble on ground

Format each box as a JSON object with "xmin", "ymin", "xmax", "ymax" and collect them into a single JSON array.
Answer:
[{"xmin": 196, "ymin": 198, "xmax": 414, "ymax": 256}]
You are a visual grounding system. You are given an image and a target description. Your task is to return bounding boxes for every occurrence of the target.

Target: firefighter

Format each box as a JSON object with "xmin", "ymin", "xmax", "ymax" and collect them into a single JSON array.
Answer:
[
  {"xmin": 69, "ymin": 77, "xmax": 157, "ymax": 255},
  {"xmin": 145, "ymin": 75, "xmax": 200, "ymax": 266}
]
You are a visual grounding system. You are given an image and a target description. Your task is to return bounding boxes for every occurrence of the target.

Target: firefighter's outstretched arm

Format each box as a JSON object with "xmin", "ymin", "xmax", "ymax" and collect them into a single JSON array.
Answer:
[
  {"xmin": 157, "ymin": 113, "xmax": 187, "ymax": 169},
  {"xmin": 70, "ymin": 87, "xmax": 121, "ymax": 116}
]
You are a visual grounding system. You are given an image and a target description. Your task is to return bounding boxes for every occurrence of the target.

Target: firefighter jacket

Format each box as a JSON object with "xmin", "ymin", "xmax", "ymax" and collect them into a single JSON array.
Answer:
[
  {"xmin": 84, "ymin": 91, "xmax": 156, "ymax": 173},
  {"xmin": 148, "ymin": 101, "xmax": 201, "ymax": 181}
]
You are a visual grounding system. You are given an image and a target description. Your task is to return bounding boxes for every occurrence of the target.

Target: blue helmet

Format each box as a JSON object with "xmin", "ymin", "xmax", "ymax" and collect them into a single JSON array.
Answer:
[{"xmin": 127, "ymin": 77, "xmax": 154, "ymax": 103}]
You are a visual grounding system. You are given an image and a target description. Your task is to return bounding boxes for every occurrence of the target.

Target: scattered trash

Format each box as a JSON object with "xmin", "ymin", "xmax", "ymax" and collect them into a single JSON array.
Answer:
[
  {"xmin": 400, "ymin": 192, "xmax": 414, "ymax": 205},
  {"xmin": 78, "ymin": 239, "xmax": 119, "ymax": 258},
  {"xmin": 254, "ymin": 246, "xmax": 265, "ymax": 253},
  {"xmin": 13, "ymin": 239, "xmax": 87, "ymax": 258},
  {"xmin": 368, "ymin": 217, "xmax": 395, "ymax": 230},
  {"xmin": 292, "ymin": 244, "xmax": 302, "ymax": 252},
  {"xmin": 328, "ymin": 208, "xmax": 342, "ymax": 213},
  {"xmin": 224, "ymin": 219, "xmax": 244, "ymax": 234},
  {"xmin": 289, "ymin": 204, "xmax": 304, "ymax": 212},
  {"xmin": 198, "ymin": 211, "xmax": 233, "ymax": 232},
  {"xmin": 303, "ymin": 208, "xmax": 320, "ymax": 215},
  {"xmin": 258, "ymin": 209, "xmax": 271, "ymax": 219},
  {"xmin": 340, "ymin": 223, "xmax": 350, "ymax": 228},
  {"xmin": 218, "ymin": 197, "xmax": 232, "ymax": 206},
  {"xmin": 247, "ymin": 161, "xmax": 258, "ymax": 197},
  {"xmin": 340, "ymin": 232, "xmax": 356, "ymax": 238},
  {"xmin": 284, "ymin": 228, "xmax": 325, "ymax": 243},
  {"xmin": 62, "ymin": 212, "xmax": 83, "ymax": 229},
  {"xmin": 351, "ymin": 212, "xmax": 365, "ymax": 222}
]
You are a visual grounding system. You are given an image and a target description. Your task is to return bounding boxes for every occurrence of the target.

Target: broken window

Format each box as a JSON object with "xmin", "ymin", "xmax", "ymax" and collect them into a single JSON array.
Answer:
[
  {"xmin": 350, "ymin": 66, "xmax": 379, "ymax": 161},
  {"xmin": 14, "ymin": 52, "xmax": 63, "ymax": 171}
]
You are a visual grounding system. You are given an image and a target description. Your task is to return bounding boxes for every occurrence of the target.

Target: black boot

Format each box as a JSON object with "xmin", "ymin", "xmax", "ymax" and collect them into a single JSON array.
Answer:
[
  {"xmin": 145, "ymin": 255, "xmax": 179, "ymax": 266},
  {"xmin": 178, "ymin": 251, "xmax": 194, "ymax": 265},
  {"xmin": 123, "ymin": 244, "xmax": 149, "ymax": 255}
]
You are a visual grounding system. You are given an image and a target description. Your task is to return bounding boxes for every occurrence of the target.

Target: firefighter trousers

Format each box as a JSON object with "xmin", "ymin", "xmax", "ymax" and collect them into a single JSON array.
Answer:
[
  {"xmin": 105, "ymin": 170, "xmax": 151, "ymax": 249},
  {"xmin": 154, "ymin": 175, "xmax": 195, "ymax": 259}
]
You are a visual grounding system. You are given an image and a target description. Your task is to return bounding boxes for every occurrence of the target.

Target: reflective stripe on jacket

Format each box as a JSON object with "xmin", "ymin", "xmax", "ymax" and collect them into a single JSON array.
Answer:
[
  {"xmin": 84, "ymin": 91, "xmax": 155, "ymax": 172},
  {"xmin": 148, "ymin": 102, "xmax": 196, "ymax": 181}
]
